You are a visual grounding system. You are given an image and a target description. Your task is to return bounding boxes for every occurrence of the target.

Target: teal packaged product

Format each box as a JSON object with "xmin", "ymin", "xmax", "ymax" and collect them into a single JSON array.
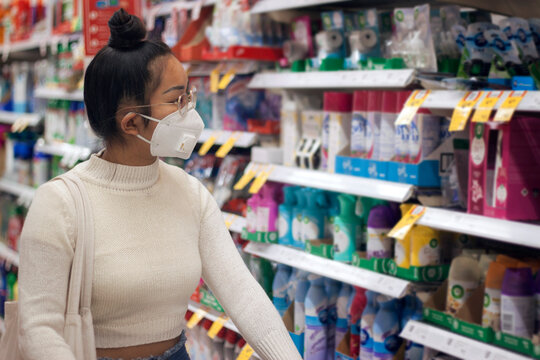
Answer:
[
  {"xmin": 292, "ymin": 189, "xmax": 308, "ymax": 249},
  {"xmin": 305, "ymin": 275, "xmax": 328, "ymax": 360},
  {"xmin": 360, "ymin": 291, "xmax": 379, "ymax": 360},
  {"xmin": 333, "ymin": 194, "xmax": 360, "ymax": 263},
  {"xmin": 249, "ymin": 257, "xmax": 274, "ymax": 298},
  {"xmin": 324, "ymin": 192, "xmax": 340, "ymax": 239},
  {"xmin": 273, "ymin": 264, "xmax": 293, "ymax": 317},
  {"xmin": 294, "ymin": 271, "xmax": 311, "ymax": 336},
  {"xmin": 279, "ymin": 186, "xmax": 299, "ymax": 246},
  {"xmin": 401, "ymin": 295, "xmax": 424, "ymax": 360},
  {"xmin": 336, "ymin": 284, "xmax": 352, "ymax": 351},
  {"xmin": 325, "ymin": 278, "xmax": 341, "ymax": 360},
  {"xmin": 287, "ymin": 268, "xmax": 299, "ymax": 307},
  {"xmin": 304, "ymin": 189, "xmax": 329, "ymax": 242},
  {"xmin": 373, "ymin": 295, "xmax": 402, "ymax": 360}
]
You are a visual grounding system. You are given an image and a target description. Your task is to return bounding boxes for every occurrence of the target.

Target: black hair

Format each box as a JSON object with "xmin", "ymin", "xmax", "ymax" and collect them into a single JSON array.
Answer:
[{"xmin": 84, "ymin": 8, "xmax": 172, "ymax": 144}]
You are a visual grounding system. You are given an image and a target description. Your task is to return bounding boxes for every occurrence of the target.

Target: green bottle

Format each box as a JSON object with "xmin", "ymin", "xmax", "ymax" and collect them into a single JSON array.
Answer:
[{"xmin": 333, "ymin": 194, "xmax": 361, "ymax": 263}]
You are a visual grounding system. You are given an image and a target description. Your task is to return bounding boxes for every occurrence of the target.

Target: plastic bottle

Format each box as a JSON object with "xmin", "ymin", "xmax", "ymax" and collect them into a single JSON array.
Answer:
[
  {"xmin": 479, "ymin": 254, "xmax": 498, "ymax": 280},
  {"xmin": 32, "ymin": 152, "xmax": 51, "ymax": 188},
  {"xmin": 446, "ymin": 255, "xmax": 481, "ymax": 315},
  {"xmin": 410, "ymin": 226, "xmax": 441, "ymax": 267},
  {"xmin": 400, "ymin": 295, "xmax": 424, "ymax": 360},
  {"xmin": 304, "ymin": 189, "xmax": 328, "ymax": 242},
  {"xmin": 336, "ymin": 284, "xmax": 352, "ymax": 350},
  {"xmin": 325, "ymin": 278, "xmax": 341, "ymax": 360},
  {"xmin": 501, "ymin": 267, "xmax": 535, "ymax": 338},
  {"xmin": 246, "ymin": 194, "xmax": 260, "ymax": 234},
  {"xmin": 323, "ymin": 92, "xmax": 353, "ymax": 173},
  {"xmin": 324, "ymin": 192, "xmax": 340, "ymax": 239},
  {"xmin": 305, "ymin": 275, "xmax": 328, "ymax": 360},
  {"xmin": 365, "ymin": 91, "xmax": 383, "ymax": 160},
  {"xmin": 294, "ymin": 271, "xmax": 310, "ymax": 335},
  {"xmin": 333, "ymin": 194, "xmax": 360, "ymax": 263},
  {"xmin": 535, "ymin": 274, "xmax": 540, "ymax": 336},
  {"xmin": 409, "ymin": 109, "xmax": 441, "ymax": 164},
  {"xmin": 287, "ymin": 268, "xmax": 299, "ymax": 309},
  {"xmin": 292, "ymin": 189, "xmax": 308, "ymax": 249},
  {"xmin": 373, "ymin": 295, "xmax": 402, "ymax": 360},
  {"xmin": 350, "ymin": 287, "xmax": 367, "ymax": 359},
  {"xmin": 482, "ymin": 261, "xmax": 510, "ymax": 331},
  {"xmin": 360, "ymin": 291, "xmax": 378, "ymax": 360},
  {"xmin": 201, "ymin": 319, "xmax": 214, "ymax": 360},
  {"xmin": 379, "ymin": 91, "xmax": 398, "ymax": 161},
  {"xmin": 394, "ymin": 203, "xmax": 414, "ymax": 269},
  {"xmin": 223, "ymin": 330, "xmax": 238, "ymax": 360},
  {"xmin": 394, "ymin": 91, "xmax": 412, "ymax": 162},
  {"xmin": 279, "ymin": 186, "xmax": 299, "ymax": 246},
  {"xmin": 211, "ymin": 327, "xmax": 227, "ymax": 360},
  {"xmin": 273, "ymin": 264, "xmax": 293, "ymax": 317},
  {"xmin": 13, "ymin": 62, "xmax": 29, "ymax": 113},
  {"xmin": 367, "ymin": 205, "xmax": 395, "ymax": 259},
  {"xmin": 256, "ymin": 183, "xmax": 280, "ymax": 233},
  {"xmin": 351, "ymin": 90, "xmax": 369, "ymax": 157}
]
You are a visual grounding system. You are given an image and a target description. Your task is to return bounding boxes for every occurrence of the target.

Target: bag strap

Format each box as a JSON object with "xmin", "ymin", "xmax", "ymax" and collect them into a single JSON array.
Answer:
[{"xmin": 58, "ymin": 172, "xmax": 95, "ymax": 315}]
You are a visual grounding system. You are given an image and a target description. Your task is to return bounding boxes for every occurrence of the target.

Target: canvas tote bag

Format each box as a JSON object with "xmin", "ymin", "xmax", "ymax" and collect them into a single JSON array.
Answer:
[{"xmin": 0, "ymin": 172, "xmax": 97, "ymax": 360}]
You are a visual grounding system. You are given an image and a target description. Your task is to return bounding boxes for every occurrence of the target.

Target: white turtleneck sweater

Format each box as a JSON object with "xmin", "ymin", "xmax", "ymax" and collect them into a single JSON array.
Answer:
[{"xmin": 18, "ymin": 153, "xmax": 301, "ymax": 360}]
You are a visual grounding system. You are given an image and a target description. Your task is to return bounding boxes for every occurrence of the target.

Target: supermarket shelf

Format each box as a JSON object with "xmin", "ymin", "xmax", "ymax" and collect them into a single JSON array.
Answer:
[
  {"xmin": 400, "ymin": 320, "xmax": 531, "ymax": 360},
  {"xmin": 153, "ymin": 0, "xmax": 216, "ymax": 16},
  {"xmin": 244, "ymin": 242, "xmax": 411, "ymax": 298},
  {"xmin": 248, "ymin": 69, "xmax": 416, "ymax": 89},
  {"xmin": 222, "ymin": 212, "xmax": 246, "ymax": 234},
  {"xmin": 0, "ymin": 32, "xmax": 83, "ymax": 56},
  {"xmin": 199, "ymin": 129, "xmax": 258, "ymax": 148},
  {"xmin": 187, "ymin": 301, "xmax": 239, "ymax": 333},
  {"xmin": 34, "ymin": 87, "xmax": 84, "ymax": 102},
  {"xmin": 35, "ymin": 142, "xmax": 92, "ymax": 162},
  {"xmin": 422, "ymin": 90, "xmax": 540, "ymax": 112},
  {"xmin": 0, "ymin": 178, "xmax": 36, "ymax": 202},
  {"xmin": 0, "ymin": 111, "xmax": 41, "ymax": 126},
  {"xmin": 418, "ymin": 207, "xmax": 540, "ymax": 250},
  {"xmin": 252, "ymin": 163, "xmax": 414, "ymax": 203},
  {"xmin": 251, "ymin": 0, "xmax": 349, "ymax": 13},
  {"xmin": 0, "ymin": 242, "xmax": 20, "ymax": 268}
]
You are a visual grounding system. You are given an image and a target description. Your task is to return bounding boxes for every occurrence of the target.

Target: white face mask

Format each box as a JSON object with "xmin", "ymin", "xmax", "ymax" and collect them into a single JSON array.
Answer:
[{"xmin": 136, "ymin": 108, "xmax": 205, "ymax": 159}]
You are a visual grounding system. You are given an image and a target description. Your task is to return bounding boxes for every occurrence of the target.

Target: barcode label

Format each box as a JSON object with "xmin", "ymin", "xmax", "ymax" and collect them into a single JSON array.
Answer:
[{"xmin": 502, "ymin": 314, "xmax": 513, "ymax": 332}]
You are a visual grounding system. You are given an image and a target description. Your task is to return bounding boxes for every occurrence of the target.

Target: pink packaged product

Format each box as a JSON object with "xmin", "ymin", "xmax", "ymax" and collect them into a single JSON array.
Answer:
[{"xmin": 468, "ymin": 117, "xmax": 540, "ymax": 221}]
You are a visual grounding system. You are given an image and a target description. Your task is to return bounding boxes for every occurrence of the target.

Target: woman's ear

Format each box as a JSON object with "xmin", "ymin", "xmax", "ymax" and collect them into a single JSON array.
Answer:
[{"xmin": 120, "ymin": 112, "xmax": 142, "ymax": 136}]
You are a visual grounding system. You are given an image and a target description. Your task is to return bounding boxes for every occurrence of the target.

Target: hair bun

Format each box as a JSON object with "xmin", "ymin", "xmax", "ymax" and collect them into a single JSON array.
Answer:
[{"xmin": 108, "ymin": 8, "xmax": 146, "ymax": 50}]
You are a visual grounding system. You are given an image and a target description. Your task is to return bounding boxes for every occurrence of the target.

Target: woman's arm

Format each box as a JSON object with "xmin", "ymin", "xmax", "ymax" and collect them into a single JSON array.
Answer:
[
  {"xmin": 18, "ymin": 181, "xmax": 77, "ymax": 360},
  {"xmin": 196, "ymin": 182, "xmax": 302, "ymax": 360}
]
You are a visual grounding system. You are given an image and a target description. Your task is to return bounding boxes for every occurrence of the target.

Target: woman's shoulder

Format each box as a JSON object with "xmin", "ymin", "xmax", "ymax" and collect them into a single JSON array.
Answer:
[{"xmin": 159, "ymin": 160, "xmax": 204, "ymax": 192}]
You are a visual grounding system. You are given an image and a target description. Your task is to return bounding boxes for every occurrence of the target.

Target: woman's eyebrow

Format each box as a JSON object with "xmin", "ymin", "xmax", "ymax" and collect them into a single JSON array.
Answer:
[{"xmin": 163, "ymin": 85, "xmax": 185, "ymax": 94}]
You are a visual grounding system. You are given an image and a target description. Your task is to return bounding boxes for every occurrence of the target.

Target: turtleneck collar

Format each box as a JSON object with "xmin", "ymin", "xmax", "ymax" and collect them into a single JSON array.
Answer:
[{"xmin": 74, "ymin": 151, "xmax": 161, "ymax": 191}]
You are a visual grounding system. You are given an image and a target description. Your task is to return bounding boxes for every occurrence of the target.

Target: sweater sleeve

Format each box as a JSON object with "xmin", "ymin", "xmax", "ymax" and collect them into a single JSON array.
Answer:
[
  {"xmin": 18, "ymin": 181, "xmax": 77, "ymax": 360},
  {"xmin": 197, "ymin": 183, "xmax": 302, "ymax": 360}
]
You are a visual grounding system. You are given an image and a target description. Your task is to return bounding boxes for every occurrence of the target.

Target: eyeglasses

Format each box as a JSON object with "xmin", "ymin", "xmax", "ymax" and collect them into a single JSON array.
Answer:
[{"xmin": 122, "ymin": 87, "xmax": 197, "ymax": 118}]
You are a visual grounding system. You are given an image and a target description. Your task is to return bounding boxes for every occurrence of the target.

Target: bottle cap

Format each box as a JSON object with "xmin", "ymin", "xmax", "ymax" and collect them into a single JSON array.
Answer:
[
  {"xmin": 203, "ymin": 319, "xmax": 213, "ymax": 330},
  {"xmin": 237, "ymin": 338, "xmax": 246, "ymax": 348},
  {"xmin": 367, "ymin": 91, "xmax": 383, "ymax": 112},
  {"xmin": 323, "ymin": 92, "xmax": 353, "ymax": 112},
  {"xmin": 381, "ymin": 91, "xmax": 398, "ymax": 113},
  {"xmin": 501, "ymin": 267, "xmax": 534, "ymax": 296},
  {"xmin": 225, "ymin": 330, "xmax": 238, "ymax": 344},
  {"xmin": 217, "ymin": 327, "xmax": 227, "ymax": 339},
  {"xmin": 397, "ymin": 90, "xmax": 412, "ymax": 111},
  {"xmin": 353, "ymin": 90, "xmax": 368, "ymax": 112},
  {"xmin": 184, "ymin": 310, "xmax": 193, "ymax": 321},
  {"xmin": 367, "ymin": 205, "xmax": 396, "ymax": 229}
]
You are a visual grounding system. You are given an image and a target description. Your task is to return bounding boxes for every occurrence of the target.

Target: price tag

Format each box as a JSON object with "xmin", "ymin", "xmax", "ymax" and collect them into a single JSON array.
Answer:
[
  {"xmin": 210, "ymin": 64, "xmax": 224, "ymax": 93},
  {"xmin": 207, "ymin": 315, "xmax": 229, "ymax": 339},
  {"xmin": 472, "ymin": 91, "xmax": 503, "ymax": 123},
  {"xmin": 11, "ymin": 116, "xmax": 30, "ymax": 133},
  {"xmin": 216, "ymin": 132, "xmax": 239, "ymax": 158},
  {"xmin": 186, "ymin": 308, "xmax": 207, "ymax": 329},
  {"xmin": 224, "ymin": 214, "xmax": 237, "ymax": 230},
  {"xmin": 218, "ymin": 66, "xmax": 238, "ymax": 90},
  {"xmin": 449, "ymin": 91, "xmax": 481, "ymax": 131},
  {"xmin": 388, "ymin": 205, "xmax": 426, "ymax": 240},
  {"xmin": 234, "ymin": 164, "xmax": 259, "ymax": 190},
  {"xmin": 237, "ymin": 344, "xmax": 254, "ymax": 360},
  {"xmin": 493, "ymin": 91, "xmax": 527, "ymax": 122},
  {"xmin": 249, "ymin": 165, "xmax": 275, "ymax": 194},
  {"xmin": 198, "ymin": 131, "xmax": 220, "ymax": 156},
  {"xmin": 395, "ymin": 90, "xmax": 430, "ymax": 125}
]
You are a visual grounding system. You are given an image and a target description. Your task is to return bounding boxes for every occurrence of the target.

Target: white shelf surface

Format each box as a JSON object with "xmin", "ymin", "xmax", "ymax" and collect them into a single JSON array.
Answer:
[
  {"xmin": 34, "ymin": 87, "xmax": 84, "ymax": 102},
  {"xmin": 199, "ymin": 129, "xmax": 258, "ymax": 148},
  {"xmin": 222, "ymin": 212, "xmax": 246, "ymax": 234},
  {"xmin": 0, "ymin": 178, "xmax": 36, "ymax": 201},
  {"xmin": 418, "ymin": 207, "xmax": 540, "ymax": 249},
  {"xmin": 251, "ymin": 0, "xmax": 349, "ymax": 13},
  {"xmin": 187, "ymin": 301, "xmax": 239, "ymax": 333},
  {"xmin": 244, "ymin": 242, "xmax": 411, "ymax": 298},
  {"xmin": 401, "ymin": 320, "xmax": 531, "ymax": 360},
  {"xmin": 153, "ymin": 0, "xmax": 216, "ymax": 16},
  {"xmin": 0, "ymin": 32, "xmax": 83, "ymax": 56},
  {"xmin": 248, "ymin": 70, "xmax": 416, "ymax": 89},
  {"xmin": 0, "ymin": 242, "xmax": 19, "ymax": 267},
  {"xmin": 0, "ymin": 111, "xmax": 41, "ymax": 126},
  {"xmin": 35, "ymin": 142, "xmax": 92, "ymax": 161},
  {"xmin": 422, "ymin": 90, "xmax": 540, "ymax": 112},
  {"xmin": 254, "ymin": 163, "xmax": 414, "ymax": 203}
]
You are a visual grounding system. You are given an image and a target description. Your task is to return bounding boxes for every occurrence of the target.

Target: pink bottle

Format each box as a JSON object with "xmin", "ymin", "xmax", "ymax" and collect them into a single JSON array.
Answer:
[
  {"xmin": 256, "ymin": 183, "xmax": 282, "ymax": 232},
  {"xmin": 246, "ymin": 194, "xmax": 261, "ymax": 233},
  {"xmin": 350, "ymin": 287, "xmax": 367, "ymax": 358}
]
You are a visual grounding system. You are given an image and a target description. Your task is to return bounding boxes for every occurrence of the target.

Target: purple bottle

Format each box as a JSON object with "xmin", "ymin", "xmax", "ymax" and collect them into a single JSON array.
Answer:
[
  {"xmin": 535, "ymin": 273, "xmax": 540, "ymax": 335},
  {"xmin": 501, "ymin": 268, "xmax": 535, "ymax": 338},
  {"xmin": 366, "ymin": 205, "xmax": 395, "ymax": 259}
]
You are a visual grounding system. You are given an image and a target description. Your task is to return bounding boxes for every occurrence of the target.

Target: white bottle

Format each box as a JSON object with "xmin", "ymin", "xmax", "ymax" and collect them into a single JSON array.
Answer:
[
  {"xmin": 446, "ymin": 255, "xmax": 481, "ymax": 315},
  {"xmin": 409, "ymin": 111, "xmax": 441, "ymax": 164},
  {"xmin": 379, "ymin": 91, "xmax": 398, "ymax": 161}
]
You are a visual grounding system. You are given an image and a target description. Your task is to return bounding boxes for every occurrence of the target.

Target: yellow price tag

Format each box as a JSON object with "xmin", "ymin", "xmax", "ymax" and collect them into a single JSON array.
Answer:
[
  {"xmin": 234, "ymin": 164, "xmax": 259, "ymax": 191},
  {"xmin": 224, "ymin": 214, "xmax": 237, "ymax": 230},
  {"xmin": 249, "ymin": 165, "xmax": 274, "ymax": 194},
  {"xmin": 207, "ymin": 315, "xmax": 229, "ymax": 339},
  {"xmin": 388, "ymin": 205, "xmax": 426, "ymax": 241},
  {"xmin": 493, "ymin": 91, "xmax": 527, "ymax": 122},
  {"xmin": 186, "ymin": 309, "xmax": 207, "ymax": 329},
  {"xmin": 472, "ymin": 91, "xmax": 503, "ymax": 123},
  {"xmin": 218, "ymin": 67, "xmax": 238, "ymax": 90},
  {"xmin": 395, "ymin": 90, "xmax": 430, "ymax": 125},
  {"xmin": 198, "ymin": 132, "xmax": 220, "ymax": 156},
  {"xmin": 216, "ymin": 132, "xmax": 239, "ymax": 158},
  {"xmin": 449, "ymin": 91, "xmax": 481, "ymax": 132},
  {"xmin": 210, "ymin": 64, "xmax": 224, "ymax": 93},
  {"xmin": 11, "ymin": 116, "xmax": 30, "ymax": 133},
  {"xmin": 237, "ymin": 344, "xmax": 254, "ymax": 360}
]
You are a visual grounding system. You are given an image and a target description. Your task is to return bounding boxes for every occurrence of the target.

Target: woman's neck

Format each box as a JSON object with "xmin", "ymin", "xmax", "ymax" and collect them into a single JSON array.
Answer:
[{"xmin": 101, "ymin": 144, "xmax": 157, "ymax": 167}]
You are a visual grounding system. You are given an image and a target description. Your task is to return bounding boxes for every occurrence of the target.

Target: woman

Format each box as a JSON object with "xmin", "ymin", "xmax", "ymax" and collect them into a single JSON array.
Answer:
[{"xmin": 18, "ymin": 9, "xmax": 301, "ymax": 360}]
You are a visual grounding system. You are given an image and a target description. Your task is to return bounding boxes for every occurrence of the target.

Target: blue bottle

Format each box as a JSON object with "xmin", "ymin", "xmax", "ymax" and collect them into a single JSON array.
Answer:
[
  {"xmin": 335, "ymin": 284, "xmax": 352, "ymax": 354},
  {"xmin": 292, "ymin": 189, "xmax": 308, "ymax": 249},
  {"xmin": 273, "ymin": 264, "xmax": 292, "ymax": 317},
  {"xmin": 360, "ymin": 291, "xmax": 379, "ymax": 360},
  {"xmin": 401, "ymin": 295, "xmax": 424, "ymax": 360},
  {"xmin": 304, "ymin": 189, "xmax": 329, "ymax": 242},
  {"xmin": 324, "ymin": 278, "xmax": 341, "ymax": 360},
  {"xmin": 324, "ymin": 192, "xmax": 341, "ymax": 238},
  {"xmin": 279, "ymin": 186, "xmax": 299, "ymax": 246},
  {"xmin": 305, "ymin": 275, "xmax": 328, "ymax": 360},
  {"xmin": 294, "ymin": 271, "xmax": 311, "ymax": 335},
  {"xmin": 373, "ymin": 295, "xmax": 403, "ymax": 360}
]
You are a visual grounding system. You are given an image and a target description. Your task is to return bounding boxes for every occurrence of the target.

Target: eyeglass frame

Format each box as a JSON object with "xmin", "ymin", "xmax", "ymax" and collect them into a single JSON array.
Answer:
[{"xmin": 119, "ymin": 87, "xmax": 197, "ymax": 118}]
